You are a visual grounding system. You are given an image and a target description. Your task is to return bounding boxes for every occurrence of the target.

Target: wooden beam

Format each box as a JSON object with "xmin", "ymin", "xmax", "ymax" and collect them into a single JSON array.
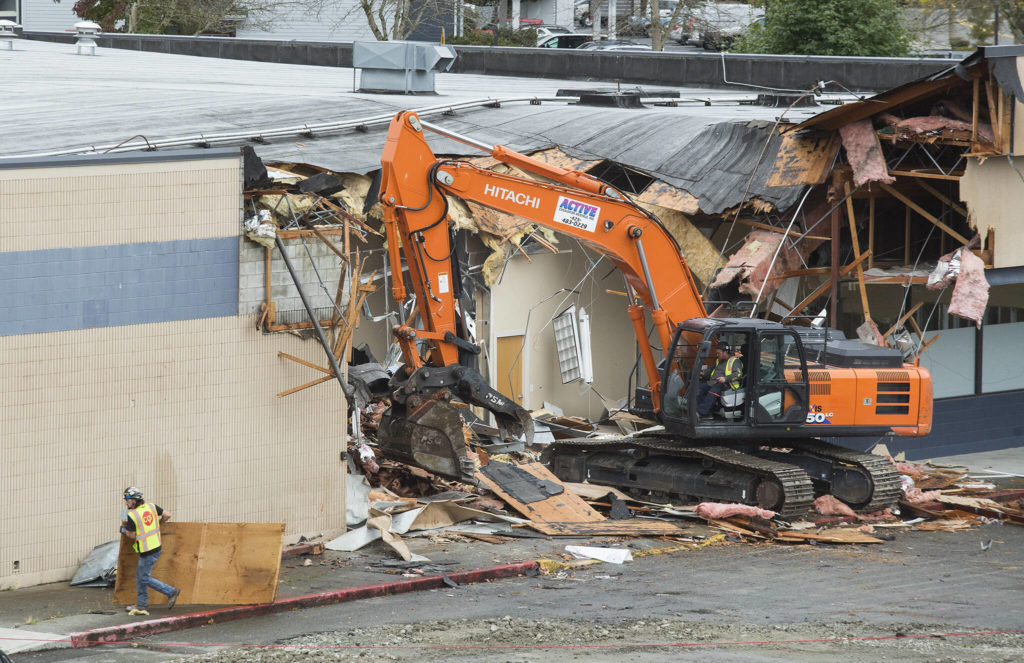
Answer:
[
  {"xmin": 277, "ymin": 374, "xmax": 334, "ymax": 398},
  {"xmin": 971, "ymin": 77, "xmax": 980, "ymax": 143},
  {"xmin": 883, "ymin": 302, "xmax": 923, "ymax": 340},
  {"xmin": 985, "ymin": 78, "xmax": 1001, "ymax": 150},
  {"xmin": 887, "ymin": 169, "xmax": 963, "ymax": 181},
  {"xmin": 868, "ymin": 196, "xmax": 875, "ymax": 269},
  {"xmin": 880, "ymin": 182, "xmax": 971, "ymax": 247},
  {"xmin": 278, "ymin": 352, "xmax": 331, "ymax": 375},
  {"xmin": 915, "ymin": 180, "xmax": 968, "ymax": 218},
  {"xmin": 735, "ymin": 216, "xmax": 830, "ymax": 241},
  {"xmin": 844, "ymin": 182, "xmax": 871, "ymax": 321},
  {"xmin": 904, "ymin": 206, "xmax": 911, "ymax": 264},
  {"xmin": 783, "ymin": 251, "xmax": 871, "ymax": 321},
  {"xmin": 311, "ymin": 226, "xmax": 350, "ymax": 263}
]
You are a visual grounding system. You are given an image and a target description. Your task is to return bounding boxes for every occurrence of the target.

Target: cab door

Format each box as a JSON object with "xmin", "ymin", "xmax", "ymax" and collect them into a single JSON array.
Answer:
[{"xmin": 752, "ymin": 331, "xmax": 809, "ymax": 425}]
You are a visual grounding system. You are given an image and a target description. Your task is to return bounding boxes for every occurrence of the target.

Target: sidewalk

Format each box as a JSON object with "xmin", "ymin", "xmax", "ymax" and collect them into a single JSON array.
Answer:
[{"xmin": 0, "ymin": 531, "xmax": 568, "ymax": 654}]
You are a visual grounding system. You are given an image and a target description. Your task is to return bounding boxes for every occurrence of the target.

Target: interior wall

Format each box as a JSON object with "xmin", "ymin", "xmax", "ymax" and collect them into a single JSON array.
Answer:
[
  {"xmin": 489, "ymin": 247, "xmax": 635, "ymax": 419},
  {"xmin": 960, "ymin": 157, "xmax": 1024, "ymax": 269}
]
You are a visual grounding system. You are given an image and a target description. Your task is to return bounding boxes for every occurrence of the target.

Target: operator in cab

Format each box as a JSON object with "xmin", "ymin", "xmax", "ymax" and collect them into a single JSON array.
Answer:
[{"xmin": 698, "ymin": 343, "xmax": 743, "ymax": 419}]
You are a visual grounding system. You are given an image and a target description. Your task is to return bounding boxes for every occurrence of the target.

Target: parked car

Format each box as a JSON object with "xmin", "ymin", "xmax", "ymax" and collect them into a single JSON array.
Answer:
[
  {"xmin": 693, "ymin": 3, "xmax": 763, "ymax": 50},
  {"xmin": 538, "ymin": 33, "xmax": 593, "ymax": 49},
  {"xmin": 576, "ymin": 39, "xmax": 652, "ymax": 51},
  {"xmin": 480, "ymin": 17, "xmax": 543, "ymax": 34},
  {"xmin": 536, "ymin": 24, "xmax": 574, "ymax": 41}
]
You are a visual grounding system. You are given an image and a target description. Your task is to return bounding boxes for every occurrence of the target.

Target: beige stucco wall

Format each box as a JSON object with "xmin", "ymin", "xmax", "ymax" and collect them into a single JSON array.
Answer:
[
  {"xmin": 960, "ymin": 157, "xmax": 1024, "ymax": 269},
  {"xmin": 489, "ymin": 248, "xmax": 636, "ymax": 420},
  {"xmin": 0, "ymin": 155, "xmax": 347, "ymax": 590}
]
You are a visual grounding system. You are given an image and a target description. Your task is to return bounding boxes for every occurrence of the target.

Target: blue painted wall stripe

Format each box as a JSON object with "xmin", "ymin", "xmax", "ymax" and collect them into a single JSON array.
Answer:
[{"xmin": 0, "ymin": 238, "xmax": 239, "ymax": 336}]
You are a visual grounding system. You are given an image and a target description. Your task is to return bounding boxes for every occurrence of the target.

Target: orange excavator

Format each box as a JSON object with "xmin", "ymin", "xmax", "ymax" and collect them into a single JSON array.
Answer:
[{"xmin": 373, "ymin": 111, "xmax": 933, "ymax": 517}]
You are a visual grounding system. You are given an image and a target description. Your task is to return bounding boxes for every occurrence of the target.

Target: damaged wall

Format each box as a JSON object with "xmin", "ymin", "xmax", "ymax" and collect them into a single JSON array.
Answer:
[
  {"xmin": 0, "ymin": 152, "xmax": 347, "ymax": 590},
  {"xmin": 960, "ymin": 156, "xmax": 1024, "ymax": 269},
  {"xmin": 489, "ymin": 248, "xmax": 635, "ymax": 421}
]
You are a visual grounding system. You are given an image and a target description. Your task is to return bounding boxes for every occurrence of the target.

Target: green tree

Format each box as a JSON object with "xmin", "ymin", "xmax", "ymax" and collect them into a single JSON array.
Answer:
[{"xmin": 733, "ymin": 0, "xmax": 911, "ymax": 56}]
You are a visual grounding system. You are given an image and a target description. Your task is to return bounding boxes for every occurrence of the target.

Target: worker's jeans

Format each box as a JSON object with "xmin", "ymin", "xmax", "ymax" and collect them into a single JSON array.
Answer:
[
  {"xmin": 136, "ymin": 549, "xmax": 176, "ymax": 607},
  {"xmin": 698, "ymin": 382, "xmax": 727, "ymax": 416}
]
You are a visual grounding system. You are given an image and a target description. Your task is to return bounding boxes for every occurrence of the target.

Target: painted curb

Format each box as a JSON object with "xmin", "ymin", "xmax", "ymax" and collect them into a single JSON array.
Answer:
[{"xmin": 68, "ymin": 560, "xmax": 540, "ymax": 648}]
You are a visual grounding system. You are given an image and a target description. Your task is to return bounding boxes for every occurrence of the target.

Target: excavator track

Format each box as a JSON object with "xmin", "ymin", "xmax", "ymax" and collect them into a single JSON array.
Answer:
[
  {"xmin": 786, "ymin": 438, "xmax": 902, "ymax": 512},
  {"xmin": 546, "ymin": 435, "xmax": 816, "ymax": 520}
]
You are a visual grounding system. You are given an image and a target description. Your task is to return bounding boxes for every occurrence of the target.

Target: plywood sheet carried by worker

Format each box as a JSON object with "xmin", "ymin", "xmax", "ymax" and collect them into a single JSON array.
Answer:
[
  {"xmin": 114, "ymin": 522, "xmax": 285, "ymax": 606},
  {"xmin": 476, "ymin": 462, "xmax": 604, "ymax": 524},
  {"xmin": 528, "ymin": 520, "xmax": 685, "ymax": 536},
  {"xmin": 767, "ymin": 130, "xmax": 840, "ymax": 187}
]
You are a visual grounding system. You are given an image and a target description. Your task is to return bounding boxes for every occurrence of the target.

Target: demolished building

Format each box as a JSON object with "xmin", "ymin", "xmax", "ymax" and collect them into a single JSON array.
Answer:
[{"xmin": 3, "ymin": 37, "xmax": 1023, "ymax": 590}]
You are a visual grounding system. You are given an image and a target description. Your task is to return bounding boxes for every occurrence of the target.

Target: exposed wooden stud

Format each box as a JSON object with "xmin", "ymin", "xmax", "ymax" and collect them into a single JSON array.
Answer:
[
  {"xmin": 904, "ymin": 206, "xmax": 911, "ymax": 264},
  {"xmin": 880, "ymin": 182, "xmax": 971, "ymax": 247},
  {"xmin": 999, "ymin": 88, "xmax": 1011, "ymax": 153},
  {"xmin": 868, "ymin": 196, "xmax": 875, "ymax": 269},
  {"xmin": 971, "ymin": 77, "xmax": 980, "ymax": 143},
  {"xmin": 887, "ymin": 169, "xmax": 963, "ymax": 181},
  {"xmin": 310, "ymin": 226, "xmax": 350, "ymax": 264},
  {"xmin": 278, "ymin": 352, "xmax": 331, "ymax": 375},
  {"xmin": 883, "ymin": 302, "xmax": 924, "ymax": 340},
  {"xmin": 277, "ymin": 374, "xmax": 334, "ymax": 398},
  {"xmin": 915, "ymin": 180, "xmax": 968, "ymax": 218},
  {"xmin": 783, "ymin": 251, "xmax": 871, "ymax": 321},
  {"xmin": 985, "ymin": 78, "xmax": 1001, "ymax": 149},
  {"xmin": 844, "ymin": 182, "xmax": 871, "ymax": 321},
  {"xmin": 830, "ymin": 205, "xmax": 840, "ymax": 326}
]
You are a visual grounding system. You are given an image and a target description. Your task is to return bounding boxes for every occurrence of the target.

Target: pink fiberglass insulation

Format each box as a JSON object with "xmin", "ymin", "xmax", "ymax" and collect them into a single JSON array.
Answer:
[
  {"xmin": 814, "ymin": 494, "xmax": 858, "ymax": 518},
  {"xmin": 839, "ymin": 119, "xmax": 895, "ymax": 188},
  {"xmin": 694, "ymin": 502, "xmax": 776, "ymax": 520},
  {"xmin": 709, "ymin": 230, "xmax": 805, "ymax": 299},
  {"xmin": 903, "ymin": 486, "xmax": 943, "ymax": 504},
  {"xmin": 948, "ymin": 250, "xmax": 989, "ymax": 327},
  {"xmin": 880, "ymin": 114, "xmax": 994, "ymax": 143}
]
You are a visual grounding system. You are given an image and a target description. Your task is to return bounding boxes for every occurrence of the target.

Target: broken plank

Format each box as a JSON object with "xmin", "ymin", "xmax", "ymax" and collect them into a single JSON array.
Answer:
[
  {"xmin": 767, "ymin": 130, "xmax": 840, "ymax": 187},
  {"xmin": 476, "ymin": 462, "xmax": 604, "ymax": 524},
  {"xmin": 528, "ymin": 520, "xmax": 684, "ymax": 536},
  {"xmin": 775, "ymin": 529, "xmax": 884, "ymax": 544}
]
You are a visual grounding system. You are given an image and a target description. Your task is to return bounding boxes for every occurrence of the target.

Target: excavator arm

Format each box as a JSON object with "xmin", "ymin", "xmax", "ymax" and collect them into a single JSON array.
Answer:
[{"xmin": 379, "ymin": 111, "xmax": 707, "ymax": 412}]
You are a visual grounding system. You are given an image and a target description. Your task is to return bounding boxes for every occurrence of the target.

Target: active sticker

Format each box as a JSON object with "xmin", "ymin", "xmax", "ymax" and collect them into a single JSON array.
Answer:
[{"xmin": 553, "ymin": 196, "xmax": 600, "ymax": 232}]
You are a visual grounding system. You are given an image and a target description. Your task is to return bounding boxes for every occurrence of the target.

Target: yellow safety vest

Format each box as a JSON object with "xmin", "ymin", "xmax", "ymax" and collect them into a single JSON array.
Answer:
[
  {"xmin": 128, "ymin": 503, "xmax": 162, "ymax": 553},
  {"xmin": 713, "ymin": 356, "xmax": 742, "ymax": 390}
]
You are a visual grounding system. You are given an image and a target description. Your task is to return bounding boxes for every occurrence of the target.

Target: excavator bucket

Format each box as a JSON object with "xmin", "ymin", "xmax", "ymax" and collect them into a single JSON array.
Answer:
[{"xmin": 375, "ymin": 365, "xmax": 534, "ymax": 483}]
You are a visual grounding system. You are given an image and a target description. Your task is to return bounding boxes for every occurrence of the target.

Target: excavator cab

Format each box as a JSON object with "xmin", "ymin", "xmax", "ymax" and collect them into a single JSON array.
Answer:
[{"xmin": 659, "ymin": 319, "xmax": 811, "ymax": 438}]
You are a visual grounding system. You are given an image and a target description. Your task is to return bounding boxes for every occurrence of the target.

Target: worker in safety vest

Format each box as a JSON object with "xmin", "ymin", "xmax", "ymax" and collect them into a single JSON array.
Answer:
[
  {"xmin": 120, "ymin": 487, "xmax": 180, "ymax": 616},
  {"xmin": 697, "ymin": 343, "xmax": 743, "ymax": 418}
]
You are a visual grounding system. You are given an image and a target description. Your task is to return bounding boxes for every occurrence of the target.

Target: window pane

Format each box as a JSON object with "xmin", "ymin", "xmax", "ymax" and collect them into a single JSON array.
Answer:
[
  {"xmin": 983, "ymin": 320, "xmax": 1024, "ymax": 393},
  {"xmin": 918, "ymin": 326, "xmax": 975, "ymax": 398}
]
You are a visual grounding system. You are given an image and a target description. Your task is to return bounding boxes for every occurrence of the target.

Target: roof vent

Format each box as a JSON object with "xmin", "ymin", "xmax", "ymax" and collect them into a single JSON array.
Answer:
[
  {"xmin": 754, "ymin": 93, "xmax": 818, "ymax": 108},
  {"xmin": 353, "ymin": 42, "xmax": 457, "ymax": 94},
  {"xmin": 0, "ymin": 20, "xmax": 20, "ymax": 50},
  {"xmin": 74, "ymin": 21, "xmax": 101, "ymax": 56},
  {"xmin": 576, "ymin": 91, "xmax": 645, "ymax": 108}
]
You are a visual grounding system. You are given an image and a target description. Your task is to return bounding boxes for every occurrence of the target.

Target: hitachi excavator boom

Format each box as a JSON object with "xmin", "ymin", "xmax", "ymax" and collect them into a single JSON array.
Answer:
[{"xmin": 373, "ymin": 110, "xmax": 933, "ymax": 513}]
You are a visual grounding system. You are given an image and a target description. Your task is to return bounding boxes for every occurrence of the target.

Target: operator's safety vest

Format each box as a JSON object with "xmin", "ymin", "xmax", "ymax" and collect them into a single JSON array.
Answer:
[
  {"xmin": 128, "ymin": 502, "xmax": 162, "ymax": 553},
  {"xmin": 713, "ymin": 356, "xmax": 742, "ymax": 390}
]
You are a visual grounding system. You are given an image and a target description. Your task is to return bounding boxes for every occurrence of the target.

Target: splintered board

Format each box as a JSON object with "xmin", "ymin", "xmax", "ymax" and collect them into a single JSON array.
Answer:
[
  {"xmin": 767, "ymin": 130, "xmax": 841, "ymax": 187},
  {"xmin": 528, "ymin": 520, "xmax": 685, "ymax": 536},
  {"xmin": 115, "ymin": 522, "xmax": 285, "ymax": 605},
  {"xmin": 475, "ymin": 462, "xmax": 604, "ymax": 524}
]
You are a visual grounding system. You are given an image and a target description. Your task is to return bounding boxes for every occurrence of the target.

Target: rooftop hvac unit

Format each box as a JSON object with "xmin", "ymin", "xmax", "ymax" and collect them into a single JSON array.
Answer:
[
  {"xmin": 0, "ymin": 20, "xmax": 20, "ymax": 50},
  {"xmin": 353, "ymin": 41, "xmax": 457, "ymax": 94}
]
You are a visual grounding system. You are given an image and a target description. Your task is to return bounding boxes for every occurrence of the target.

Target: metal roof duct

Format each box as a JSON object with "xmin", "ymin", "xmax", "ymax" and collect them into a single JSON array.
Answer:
[{"xmin": 353, "ymin": 42, "xmax": 457, "ymax": 95}]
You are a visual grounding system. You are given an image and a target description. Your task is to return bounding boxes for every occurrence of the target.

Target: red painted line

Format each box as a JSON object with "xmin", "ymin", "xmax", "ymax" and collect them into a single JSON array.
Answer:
[{"xmin": 67, "ymin": 561, "xmax": 539, "ymax": 648}]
